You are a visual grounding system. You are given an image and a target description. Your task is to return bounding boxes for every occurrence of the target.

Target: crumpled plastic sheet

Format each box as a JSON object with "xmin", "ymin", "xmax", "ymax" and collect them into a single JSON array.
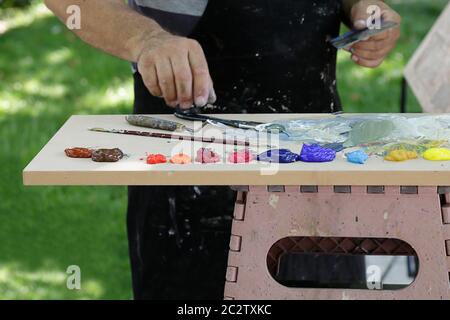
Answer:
[
  {"xmin": 408, "ymin": 115, "xmax": 450, "ymax": 140},
  {"xmin": 207, "ymin": 114, "xmax": 450, "ymax": 149},
  {"xmin": 257, "ymin": 149, "xmax": 300, "ymax": 163},
  {"xmin": 344, "ymin": 119, "xmax": 396, "ymax": 147},
  {"xmin": 299, "ymin": 144, "xmax": 336, "ymax": 163},
  {"xmin": 207, "ymin": 121, "xmax": 288, "ymax": 142},
  {"xmin": 322, "ymin": 142, "xmax": 345, "ymax": 152},
  {"xmin": 346, "ymin": 150, "xmax": 369, "ymax": 164},
  {"xmin": 269, "ymin": 114, "xmax": 450, "ymax": 146},
  {"xmin": 272, "ymin": 117, "xmax": 353, "ymax": 143}
]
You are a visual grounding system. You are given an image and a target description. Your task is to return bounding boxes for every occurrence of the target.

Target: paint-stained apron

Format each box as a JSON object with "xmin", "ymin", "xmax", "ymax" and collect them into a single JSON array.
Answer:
[{"xmin": 128, "ymin": 0, "xmax": 344, "ymax": 299}]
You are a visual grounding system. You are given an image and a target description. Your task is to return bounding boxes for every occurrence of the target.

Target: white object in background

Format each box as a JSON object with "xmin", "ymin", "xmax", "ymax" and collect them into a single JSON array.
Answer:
[{"xmin": 404, "ymin": 3, "xmax": 450, "ymax": 113}]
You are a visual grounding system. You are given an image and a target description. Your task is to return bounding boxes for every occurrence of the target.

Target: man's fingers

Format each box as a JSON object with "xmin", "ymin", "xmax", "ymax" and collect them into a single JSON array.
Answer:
[
  {"xmin": 142, "ymin": 64, "xmax": 162, "ymax": 97},
  {"xmin": 369, "ymin": 28, "xmax": 389, "ymax": 41},
  {"xmin": 353, "ymin": 19, "xmax": 367, "ymax": 30},
  {"xmin": 369, "ymin": 7, "xmax": 401, "ymax": 41},
  {"xmin": 136, "ymin": 36, "xmax": 213, "ymax": 108},
  {"xmin": 155, "ymin": 58, "xmax": 178, "ymax": 107},
  {"xmin": 136, "ymin": 53, "xmax": 163, "ymax": 97},
  {"xmin": 171, "ymin": 51, "xmax": 193, "ymax": 109},
  {"xmin": 351, "ymin": 3, "xmax": 367, "ymax": 29},
  {"xmin": 352, "ymin": 37, "xmax": 392, "ymax": 52},
  {"xmin": 348, "ymin": 1, "xmax": 401, "ymax": 69},
  {"xmin": 351, "ymin": 0, "xmax": 373, "ymax": 30},
  {"xmin": 352, "ymin": 46, "xmax": 391, "ymax": 61},
  {"xmin": 208, "ymin": 84, "xmax": 217, "ymax": 104},
  {"xmin": 352, "ymin": 55, "xmax": 384, "ymax": 68},
  {"xmin": 382, "ymin": 6, "xmax": 402, "ymax": 24},
  {"xmin": 188, "ymin": 41, "xmax": 211, "ymax": 107}
]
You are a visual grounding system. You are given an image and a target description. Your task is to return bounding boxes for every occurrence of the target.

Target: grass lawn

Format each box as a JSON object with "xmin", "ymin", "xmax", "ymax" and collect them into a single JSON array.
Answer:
[{"xmin": 0, "ymin": 0, "xmax": 447, "ymax": 299}]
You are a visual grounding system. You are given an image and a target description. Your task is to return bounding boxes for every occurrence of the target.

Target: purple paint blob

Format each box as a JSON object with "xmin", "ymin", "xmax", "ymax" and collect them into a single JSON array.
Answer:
[{"xmin": 299, "ymin": 144, "xmax": 336, "ymax": 163}]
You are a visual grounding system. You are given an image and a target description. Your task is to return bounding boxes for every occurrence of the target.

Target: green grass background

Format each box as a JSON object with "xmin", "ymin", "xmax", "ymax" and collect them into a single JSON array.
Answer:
[{"xmin": 0, "ymin": 0, "xmax": 447, "ymax": 299}]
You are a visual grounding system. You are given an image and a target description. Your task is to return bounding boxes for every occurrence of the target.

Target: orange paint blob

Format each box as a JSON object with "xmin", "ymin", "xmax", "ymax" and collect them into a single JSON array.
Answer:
[{"xmin": 170, "ymin": 153, "xmax": 192, "ymax": 164}]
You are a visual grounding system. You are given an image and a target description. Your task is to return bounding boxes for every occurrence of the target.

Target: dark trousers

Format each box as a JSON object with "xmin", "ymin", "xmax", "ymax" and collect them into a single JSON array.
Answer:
[{"xmin": 127, "ymin": 72, "xmax": 235, "ymax": 300}]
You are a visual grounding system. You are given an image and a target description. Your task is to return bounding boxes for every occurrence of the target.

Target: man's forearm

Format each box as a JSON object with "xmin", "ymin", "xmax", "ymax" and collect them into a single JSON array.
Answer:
[{"xmin": 45, "ymin": 0, "xmax": 167, "ymax": 62}]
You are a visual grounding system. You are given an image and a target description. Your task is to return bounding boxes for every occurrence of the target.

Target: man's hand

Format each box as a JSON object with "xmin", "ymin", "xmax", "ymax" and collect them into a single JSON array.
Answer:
[
  {"xmin": 349, "ymin": 0, "xmax": 401, "ymax": 68},
  {"xmin": 137, "ymin": 31, "xmax": 215, "ymax": 109}
]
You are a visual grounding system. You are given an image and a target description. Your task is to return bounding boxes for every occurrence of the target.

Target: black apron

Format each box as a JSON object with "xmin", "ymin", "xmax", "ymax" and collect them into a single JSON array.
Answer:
[{"xmin": 128, "ymin": 0, "xmax": 343, "ymax": 300}]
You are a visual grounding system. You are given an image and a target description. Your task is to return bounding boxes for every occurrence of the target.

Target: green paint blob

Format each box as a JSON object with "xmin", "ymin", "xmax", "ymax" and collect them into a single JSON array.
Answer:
[{"xmin": 344, "ymin": 120, "xmax": 395, "ymax": 147}]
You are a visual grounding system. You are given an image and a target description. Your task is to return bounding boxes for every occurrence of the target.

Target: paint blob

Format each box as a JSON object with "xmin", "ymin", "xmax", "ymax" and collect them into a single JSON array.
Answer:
[
  {"xmin": 344, "ymin": 119, "xmax": 395, "ymax": 147},
  {"xmin": 228, "ymin": 150, "xmax": 253, "ymax": 163},
  {"xmin": 422, "ymin": 148, "xmax": 450, "ymax": 161},
  {"xmin": 257, "ymin": 149, "xmax": 299, "ymax": 163},
  {"xmin": 384, "ymin": 149, "xmax": 418, "ymax": 162},
  {"xmin": 91, "ymin": 148, "xmax": 124, "ymax": 162},
  {"xmin": 65, "ymin": 147, "xmax": 92, "ymax": 158},
  {"xmin": 346, "ymin": 150, "xmax": 369, "ymax": 164},
  {"xmin": 147, "ymin": 154, "xmax": 167, "ymax": 165},
  {"xmin": 170, "ymin": 153, "xmax": 192, "ymax": 164},
  {"xmin": 299, "ymin": 144, "xmax": 336, "ymax": 163},
  {"xmin": 196, "ymin": 148, "xmax": 221, "ymax": 164}
]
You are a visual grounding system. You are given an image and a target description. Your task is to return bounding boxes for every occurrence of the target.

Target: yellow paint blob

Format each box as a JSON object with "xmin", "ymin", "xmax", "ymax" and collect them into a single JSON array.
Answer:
[
  {"xmin": 384, "ymin": 149, "xmax": 418, "ymax": 162},
  {"xmin": 422, "ymin": 148, "xmax": 450, "ymax": 161}
]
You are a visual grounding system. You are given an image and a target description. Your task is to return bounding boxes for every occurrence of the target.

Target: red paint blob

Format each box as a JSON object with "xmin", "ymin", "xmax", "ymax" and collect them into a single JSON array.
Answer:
[
  {"xmin": 228, "ymin": 149, "xmax": 253, "ymax": 163},
  {"xmin": 147, "ymin": 154, "xmax": 167, "ymax": 165},
  {"xmin": 65, "ymin": 147, "xmax": 92, "ymax": 158}
]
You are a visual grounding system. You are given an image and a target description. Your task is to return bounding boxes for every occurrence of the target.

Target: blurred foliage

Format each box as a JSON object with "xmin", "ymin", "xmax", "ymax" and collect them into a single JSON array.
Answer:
[
  {"xmin": 0, "ymin": 0, "xmax": 32, "ymax": 9},
  {"xmin": 0, "ymin": 0, "xmax": 448, "ymax": 299},
  {"xmin": 0, "ymin": 2, "xmax": 132, "ymax": 300}
]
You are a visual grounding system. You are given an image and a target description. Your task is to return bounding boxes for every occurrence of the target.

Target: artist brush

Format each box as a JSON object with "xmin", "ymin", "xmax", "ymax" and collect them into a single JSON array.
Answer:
[{"xmin": 88, "ymin": 128, "xmax": 273, "ymax": 148}]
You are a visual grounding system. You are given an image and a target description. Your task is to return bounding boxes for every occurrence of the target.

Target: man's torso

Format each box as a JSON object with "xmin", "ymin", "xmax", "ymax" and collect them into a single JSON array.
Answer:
[{"xmin": 130, "ymin": 0, "xmax": 343, "ymax": 113}]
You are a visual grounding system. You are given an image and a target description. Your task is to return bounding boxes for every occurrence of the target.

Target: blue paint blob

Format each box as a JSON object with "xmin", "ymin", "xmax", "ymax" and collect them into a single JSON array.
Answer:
[
  {"xmin": 257, "ymin": 149, "xmax": 300, "ymax": 163},
  {"xmin": 346, "ymin": 150, "xmax": 369, "ymax": 164},
  {"xmin": 299, "ymin": 144, "xmax": 336, "ymax": 163}
]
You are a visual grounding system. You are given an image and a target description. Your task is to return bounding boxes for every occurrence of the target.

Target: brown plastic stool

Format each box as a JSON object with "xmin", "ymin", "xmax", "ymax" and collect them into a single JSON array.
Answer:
[{"xmin": 225, "ymin": 185, "xmax": 450, "ymax": 300}]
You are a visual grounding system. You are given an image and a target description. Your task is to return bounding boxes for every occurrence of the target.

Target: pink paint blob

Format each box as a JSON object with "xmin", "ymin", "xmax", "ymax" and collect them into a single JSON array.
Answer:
[
  {"xmin": 195, "ymin": 148, "xmax": 221, "ymax": 164},
  {"xmin": 228, "ymin": 149, "xmax": 254, "ymax": 164}
]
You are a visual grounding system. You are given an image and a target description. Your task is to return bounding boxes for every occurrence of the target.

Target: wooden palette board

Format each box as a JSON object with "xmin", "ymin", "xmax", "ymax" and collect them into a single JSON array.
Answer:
[{"xmin": 23, "ymin": 114, "xmax": 450, "ymax": 186}]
